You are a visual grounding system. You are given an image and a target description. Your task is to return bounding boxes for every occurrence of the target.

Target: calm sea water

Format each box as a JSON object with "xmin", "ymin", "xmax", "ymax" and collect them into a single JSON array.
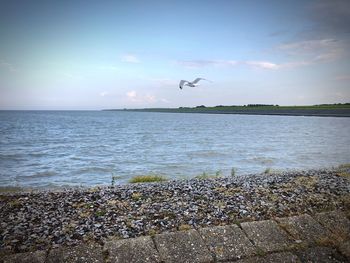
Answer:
[{"xmin": 0, "ymin": 111, "xmax": 349, "ymax": 188}]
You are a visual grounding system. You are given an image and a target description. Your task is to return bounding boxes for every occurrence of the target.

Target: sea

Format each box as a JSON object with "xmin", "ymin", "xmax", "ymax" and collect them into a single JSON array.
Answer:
[{"xmin": 0, "ymin": 111, "xmax": 349, "ymax": 189}]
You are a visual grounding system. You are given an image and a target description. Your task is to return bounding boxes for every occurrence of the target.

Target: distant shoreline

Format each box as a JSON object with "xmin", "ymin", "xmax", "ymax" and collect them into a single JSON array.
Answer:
[{"xmin": 104, "ymin": 106, "xmax": 350, "ymax": 117}]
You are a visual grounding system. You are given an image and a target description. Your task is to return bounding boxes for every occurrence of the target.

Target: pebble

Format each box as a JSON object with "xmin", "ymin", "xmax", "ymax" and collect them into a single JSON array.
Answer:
[{"xmin": 1, "ymin": 167, "xmax": 349, "ymax": 254}]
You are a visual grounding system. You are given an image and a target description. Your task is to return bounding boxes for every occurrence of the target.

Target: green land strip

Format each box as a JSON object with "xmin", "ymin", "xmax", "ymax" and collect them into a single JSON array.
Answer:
[{"xmin": 105, "ymin": 103, "xmax": 350, "ymax": 117}]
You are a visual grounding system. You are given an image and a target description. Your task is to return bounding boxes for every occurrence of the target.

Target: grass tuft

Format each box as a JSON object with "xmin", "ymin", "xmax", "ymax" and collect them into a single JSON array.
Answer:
[
  {"xmin": 129, "ymin": 174, "xmax": 168, "ymax": 183},
  {"xmin": 264, "ymin": 167, "xmax": 271, "ymax": 174},
  {"xmin": 338, "ymin": 172, "xmax": 350, "ymax": 179},
  {"xmin": 8, "ymin": 199, "xmax": 22, "ymax": 209},
  {"xmin": 95, "ymin": 210, "xmax": 106, "ymax": 217},
  {"xmin": 195, "ymin": 171, "xmax": 223, "ymax": 179},
  {"xmin": 178, "ymin": 224, "xmax": 192, "ymax": 231},
  {"xmin": 338, "ymin": 163, "xmax": 350, "ymax": 169},
  {"xmin": 231, "ymin": 167, "xmax": 236, "ymax": 177},
  {"xmin": 131, "ymin": 192, "xmax": 142, "ymax": 200}
]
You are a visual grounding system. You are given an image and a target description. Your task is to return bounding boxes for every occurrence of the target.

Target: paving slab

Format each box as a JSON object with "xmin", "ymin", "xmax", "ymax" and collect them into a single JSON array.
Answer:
[
  {"xmin": 240, "ymin": 220, "xmax": 292, "ymax": 252},
  {"xmin": 314, "ymin": 211, "xmax": 350, "ymax": 241},
  {"xmin": 2, "ymin": 250, "xmax": 46, "ymax": 263},
  {"xmin": 232, "ymin": 252, "xmax": 300, "ymax": 263},
  {"xmin": 154, "ymin": 229, "xmax": 213, "ymax": 263},
  {"xmin": 294, "ymin": 246, "xmax": 347, "ymax": 263},
  {"xmin": 104, "ymin": 236, "xmax": 160, "ymax": 263},
  {"xmin": 276, "ymin": 214, "xmax": 331, "ymax": 244},
  {"xmin": 47, "ymin": 243, "xmax": 104, "ymax": 263},
  {"xmin": 338, "ymin": 240, "xmax": 350, "ymax": 261},
  {"xmin": 199, "ymin": 224, "xmax": 256, "ymax": 261}
]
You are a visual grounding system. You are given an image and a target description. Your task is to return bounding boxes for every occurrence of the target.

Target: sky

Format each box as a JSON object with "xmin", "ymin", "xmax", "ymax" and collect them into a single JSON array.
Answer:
[{"xmin": 0, "ymin": 0, "xmax": 349, "ymax": 110}]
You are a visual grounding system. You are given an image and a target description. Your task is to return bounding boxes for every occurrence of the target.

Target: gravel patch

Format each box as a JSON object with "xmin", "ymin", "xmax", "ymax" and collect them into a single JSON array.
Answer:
[{"xmin": 1, "ymin": 168, "xmax": 349, "ymax": 255}]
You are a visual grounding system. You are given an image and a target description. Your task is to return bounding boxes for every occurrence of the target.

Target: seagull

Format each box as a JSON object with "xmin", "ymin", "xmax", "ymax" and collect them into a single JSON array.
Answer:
[{"xmin": 179, "ymin": 78, "xmax": 210, "ymax": 89}]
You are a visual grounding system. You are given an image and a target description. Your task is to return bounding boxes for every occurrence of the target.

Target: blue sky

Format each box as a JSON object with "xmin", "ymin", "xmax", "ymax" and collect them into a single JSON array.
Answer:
[{"xmin": 0, "ymin": 0, "xmax": 349, "ymax": 109}]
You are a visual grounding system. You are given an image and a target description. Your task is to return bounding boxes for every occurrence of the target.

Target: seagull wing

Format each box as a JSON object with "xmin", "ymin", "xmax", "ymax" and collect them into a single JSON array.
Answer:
[
  {"xmin": 179, "ymin": 80, "xmax": 188, "ymax": 89},
  {"xmin": 191, "ymin": 78, "xmax": 206, "ymax": 84}
]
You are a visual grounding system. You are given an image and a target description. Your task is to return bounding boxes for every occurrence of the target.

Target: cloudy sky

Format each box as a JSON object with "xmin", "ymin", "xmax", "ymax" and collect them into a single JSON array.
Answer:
[{"xmin": 0, "ymin": 0, "xmax": 349, "ymax": 110}]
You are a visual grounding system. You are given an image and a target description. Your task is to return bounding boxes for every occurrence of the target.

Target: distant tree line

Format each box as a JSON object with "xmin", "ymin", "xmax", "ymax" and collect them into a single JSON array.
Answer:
[
  {"xmin": 213, "ymin": 104, "xmax": 279, "ymax": 107},
  {"xmin": 177, "ymin": 103, "xmax": 349, "ymax": 110},
  {"xmin": 246, "ymin": 104, "xmax": 279, "ymax": 107},
  {"xmin": 314, "ymin": 103, "xmax": 350, "ymax": 106}
]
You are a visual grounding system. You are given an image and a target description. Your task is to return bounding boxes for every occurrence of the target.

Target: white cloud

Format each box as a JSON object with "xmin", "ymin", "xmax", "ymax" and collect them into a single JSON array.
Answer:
[
  {"xmin": 126, "ymin": 90, "xmax": 168, "ymax": 104},
  {"xmin": 279, "ymin": 38, "xmax": 337, "ymax": 52},
  {"xmin": 335, "ymin": 75, "xmax": 350, "ymax": 81},
  {"xmin": 0, "ymin": 61, "xmax": 15, "ymax": 72},
  {"xmin": 176, "ymin": 59, "xmax": 309, "ymax": 70},
  {"xmin": 335, "ymin": 92, "xmax": 344, "ymax": 98},
  {"xmin": 297, "ymin": 95, "xmax": 306, "ymax": 101},
  {"xmin": 61, "ymin": 72, "xmax": 84, "ymax": 80},
  {"xmin": 150, "ymin": 78, "xmax": 178, "ymax": 86},
  {"xmin": 246, "ymin": 60, "xmax": 312, "ymax": 70},
  {"xmin": 245, "ymin": 61, "xmax": 280, "ymax": 70},
  {"xmin": 98, "ymin": 65, "xmax": 118, "ymax": 71},
  {"xmin": 176, "ymin": 59, "xmax": 238, "ymax": 69},
  {"xmin": 100, "ymin": 91, "xmax": 108, "ymax": 97},
  {"xmin": 121, "ymin": 54, "xmax": 140, "ymax": 63},
  {"xmin": 176, "ymin": 38, "xmax": 345, "ymax": 72},
  {"xmin": 126, "ymin": 90, "xmax": 137, "ymax": 101},
  {"xmin": 145, "ymin": 95, "xmax": 156, "ymax": 103},
  {"xmin": 278, "ymin": 38, "xmax": 345, "ymax": 62},
  {"xmin": 176, "ymin": 39, "xmax": 342, "ymax": 72}
]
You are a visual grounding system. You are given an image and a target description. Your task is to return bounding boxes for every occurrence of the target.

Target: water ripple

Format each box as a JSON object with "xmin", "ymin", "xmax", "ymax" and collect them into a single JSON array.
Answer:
[{"xmin": 0, "ymin": 111, "xmax": 349, "ymax": 188}]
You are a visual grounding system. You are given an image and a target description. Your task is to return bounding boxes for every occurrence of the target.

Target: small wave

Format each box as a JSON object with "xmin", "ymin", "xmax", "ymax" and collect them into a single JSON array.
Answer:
[
  {"xmin": 76, "ymin": 167, "xmax": 111, "ymax": 175},
  {"xmin": 70, "ymin": 156, "xmax": 84, "ymax": 161},
  {"xmin": 25, "ymin": 171, "xmax": 58, "ymax": 179},
  {"xmin": 248, "ymin": 156, "xmax": 275, "ymax": 165},
  {"xmin": 0, "ymin": 153, "xmax": 25, "ymax": 159},
  {"xmin": 187, "ymin": 150, "xmax": 228, "ymax": 158},
  {"xmin": 28, "ymin": 152, "xmax": 46, "ymax": 157}
]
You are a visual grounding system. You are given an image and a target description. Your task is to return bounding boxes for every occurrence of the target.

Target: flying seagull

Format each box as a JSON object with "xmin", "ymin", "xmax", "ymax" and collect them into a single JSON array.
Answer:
[{"xmin": 179, "ymin": 78, "xmax": 210, "ymax": 89}]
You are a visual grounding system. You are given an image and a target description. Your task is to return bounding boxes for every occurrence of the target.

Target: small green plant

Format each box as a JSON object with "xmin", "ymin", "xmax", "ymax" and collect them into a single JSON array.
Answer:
[
  {"xmin": 178, "ymin": 224, "xmax": 192, "ymax": 231},
  {"xmin": 195, "ymin": 172, "xmax": 209, "ymax": 179},
  {"xmin": 8, "ymin": 199, "xmax": 22, "ymax": 209},
  {"xmin": 264, "ymin": 167, "xmax": 271, "ymax": 174},
  {"xmin": 339, "ymin": 163, "xmax": 350, "ymax": 169},
  {"xmin": 111, "ymin": 173, "xmax": 121, "ymax": 187},
  {"xmin": 88, "ymin": 186, "xmax": 101, "ymax": 192},
  {"xmin": 111, "ymin": 173, "xmax": 123, "ymax": 187},
  {"xmin": 231, "ymin": 167, "xmax": 236, "ymax": 177},
  {"xmin": 95, "ymin": 210, "xmax": 106, "ymax": 217},
  {"xmin": 255, "ymin": 247, "xmax": 266, "ymax": 257},
  {"xmin": 148, "ymin": 229, "xmax": 157, "ymax": 236},
  {"xmin": 131, "ymin": 192, "xmax": 142, "ymax": 200},
  {"xmin": 195, "ymin": 171, "xmax": 222, "ymax": 179},
  {"xmin": 338, "ymin": 172, "xmax": 350, "ymax": 179},
  {"xmin": 129, "ymin": 174, "xmax": 168, "ymax": 183}
]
